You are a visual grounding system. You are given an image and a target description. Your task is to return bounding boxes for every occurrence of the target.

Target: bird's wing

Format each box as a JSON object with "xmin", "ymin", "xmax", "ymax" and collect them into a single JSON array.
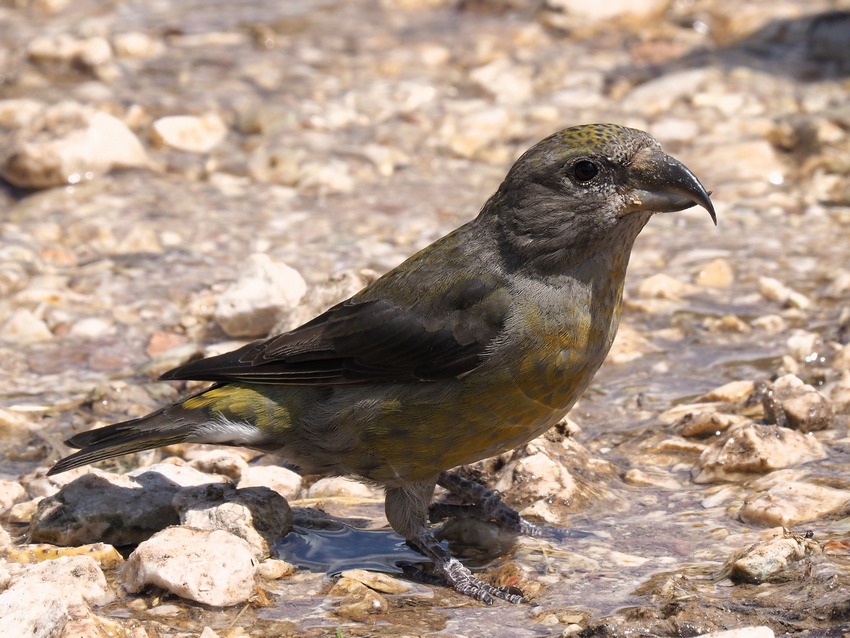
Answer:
[{"xmin": 160, "ymin": 275, "xmax": 511, "ymax": 385}]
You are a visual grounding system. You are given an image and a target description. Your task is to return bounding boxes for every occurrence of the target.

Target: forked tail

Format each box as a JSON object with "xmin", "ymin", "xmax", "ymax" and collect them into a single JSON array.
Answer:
[{"xmin": 47, "ymin": 405, "xmax": 207, "ymax": 475}]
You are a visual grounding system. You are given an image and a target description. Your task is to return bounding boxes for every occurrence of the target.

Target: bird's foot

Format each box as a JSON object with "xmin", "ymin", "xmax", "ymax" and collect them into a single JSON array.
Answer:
[
  {"xmin": 433, "ymin": 471, "xmax": 593, "ymax": 542},
  {"xmin": 442, "ymin": 556, "xmax": 525, "ymax": 605},
  {"xmin": 432, "ymin": 471, "xmax": 542, "ymax": 536},
  {"xmin": 408, "ymin": 529, "xmax": 525, "ymax": 605}
]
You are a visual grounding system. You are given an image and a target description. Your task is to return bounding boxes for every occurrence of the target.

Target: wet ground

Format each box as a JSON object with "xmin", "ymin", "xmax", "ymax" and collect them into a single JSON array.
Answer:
[{"xmin": 1, "ymin": 0, "xmax": 850, "ymax": 636}]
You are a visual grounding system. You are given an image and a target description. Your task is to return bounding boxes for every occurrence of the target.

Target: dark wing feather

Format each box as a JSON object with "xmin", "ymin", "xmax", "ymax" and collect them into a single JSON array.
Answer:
[{"xmin": 160, "ymin": 277, "xmax": 510, "ymax": 385}]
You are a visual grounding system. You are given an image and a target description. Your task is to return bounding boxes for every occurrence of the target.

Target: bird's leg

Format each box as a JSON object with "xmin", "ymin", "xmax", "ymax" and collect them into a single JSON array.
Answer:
[
  {"xmin": 385, "ymin": 481, "xmax": 525, "ymax": 605},
  {"xmin": 430, "ymin": 470, "xmax": 543, "ymax": 537}
]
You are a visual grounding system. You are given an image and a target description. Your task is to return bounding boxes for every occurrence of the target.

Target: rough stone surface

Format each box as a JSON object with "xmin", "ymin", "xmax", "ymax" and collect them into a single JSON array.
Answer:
[
  {"xmin": 693, "ymin": 422, "xmax": 827, "ymax": 483},
  {"xmin": 29, "ymin": 465, "xmax": 228, "ymax": 546},
  {"xmin": 728, "ymin": 532, "xmax": 820, "ymax": 584},
  {"xmin": 762, "ymin": 374, "xmax": 834, "ymax": 433},
  {"xmin": 237, "ymin": 465, "xmax": 302, "ymax": 500},
  {"xmin": 151, "ymin": 114, "xmax": 228, "ymax": 153},
  {"xmin": 0, "ymin": 101, "xmax": 148, "ymax": 188},
  {"xmin": 739, "ymin": 474, "xmax": 850, "ymax": 526},
  {"xmin": 122, "ymin": 526, "xmax": 257, "ymax": 606},
  {"xmin": 214, "ymin": 254, "xmax": 307, "ymax": 337},
  {"xmin": 174, "ymin": 483, "xmax": 293, "ymax": 559},
  {"xmin": 306, "ymin": 476, "xmax": 378, "ymax": 499},
  {"xmin": 0, "ymin": 555, "xmax": 114, "ymax": 638}
]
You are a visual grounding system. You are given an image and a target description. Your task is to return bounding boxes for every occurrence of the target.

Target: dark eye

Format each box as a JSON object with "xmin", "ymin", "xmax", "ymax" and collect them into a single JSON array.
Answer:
[{"xmin": 573, "ymin": 160, "xmax": 599, "ymax": 183}]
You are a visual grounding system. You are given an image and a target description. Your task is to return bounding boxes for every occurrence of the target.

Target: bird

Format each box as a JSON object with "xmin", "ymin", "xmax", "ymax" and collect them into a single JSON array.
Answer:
[{"xmin": 48, "ymin": 123, "xmax": 716, "ymax": 604}]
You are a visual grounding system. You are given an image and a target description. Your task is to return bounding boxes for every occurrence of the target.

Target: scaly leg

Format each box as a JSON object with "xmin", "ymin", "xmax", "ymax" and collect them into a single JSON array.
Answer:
[
  {"xmin": 430, "ymin": 471, "xmax": 543, "ymax": 536},
  {"xmin": 384, "ymin": 481, "xmax": 525, "ymax": 605}
]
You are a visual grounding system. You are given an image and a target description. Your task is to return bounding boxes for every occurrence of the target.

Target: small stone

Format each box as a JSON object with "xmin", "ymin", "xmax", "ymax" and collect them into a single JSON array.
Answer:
[
  {"xmin": 469, "ymin": 59, "xmax": 534, "ymax": 104},
  {"xmin": 651, "ymin": 118, "xmax": 700, "ymax": 143},
  {"xmin": 174, "ymin": 484, "xmax": 293, "ymax": 560},
  {"xmin": 636, "ymin": 273, "xmax": 694, "ymax": 299},
  {"xmin": 698, "ymin": 627, "xmax": 775, "ymax": 638},
  {"xmin": 7, "ymin": 497, "xmax": 42, "ymax": 523},
  {"xmin": 697, "ymin": 381, "xmax": 756, "ymax": 404},
  {"xmin": 692, "ymin": 422, "xmax": 827, "ymax": 483},
  {"xmin": 696, "ymin": 141, "xmax": 785, "ymax": 185},
  {"xmin": 0, "ymin": 309, "xmax": 53, "ymax": 343},
  {"xmin": 151, "ymin": 114, "xmax": 227, "ymax": 153},
  {"xmin": 68, "ymin": 316, "xmax": 115, "ymax": 339},
  {"xmin": 703, "ymin": 315, "xmax": 752, "ymax": 333},
  {"xmin": 752, "ymin": 314, "xmax": 787, "ymax": 334},
  {"xmin": 832, "ymin": 344, "xmax": 850, "ymax": 372},
  {"xmin": 1, "ymin": 542, "xmax": 123, "ymax": 569},
  {"xmin": 758, "ymin": 277, "xmax": 811, "ymax": 310},
  {"xmin": 188, "ymin": 449, "xmax": 249, "ymax": 480},
  {"xmin": 112, "ymin": 32, "xmax": 166, "ymax": 58},
  {"xmin": 829, "ymin": 372, "xmax": 850, "ymax": 412},
  {"xmin": 238, "ymin": 465, "xmax": 302, "ymax": 500},
  {"xmin": 739, "ymin": 476, "xmax": 850, "ymax": 526},
  {"xmin": 328, "ymin": 577, "xmax": 388, "ymax": 620},
  {"xmin": 694, "ymin": 259, "xmax": 735, "ymax": 288},
  {"xmin": 273, "ymin": 268, "xmax": 376, "ymax": 333},
  {"xmin": 58, "ymin": 605, "xmax": 124, "ymax": 638},
  {"xmin": 0, "ymin": 555, "xmax": 114, "ymax": 638},
  {"xmin": 785, "ymin": 331, "xmax": 821, "ymax": 362},
  {"xmin": 0, "ymin": 479, "xmax": 26, "ymax": 514},
  {"xmin": 122, "ymin": 527, "xmax": 257, "ymax": 607},
  {"xmin": 763, "ymin": 374, "xmax": 834, "ymax": 433},
  {"xmin": 622, "ymin": 468, "xmax": 681, "ymax": 490},
  {"xmin": 677, "ymin": 412, "xmax": 748, "ymax": 438},
  {"xmin": 606, "ymin": 323, "xmax": 656, "ymax": 364},
  {"xmin": 0, "ymin": 101, "xmax": 148, "ymax": 188},
  {"xmin": 27, "ymin": 35, "xmax": 113, "ymax": 71},
  {"xmin": 438, "ymin": 103, "xmax": 514, "ymax": 161},
  {"xmin": 621, "ymin": 69, "xmax": 709, "ymax": 117},
  {"xmin": 728, "ymin": 531, "xmax": 819, "ymax": 584},
  {"xmin": 338, "ymin": 568, "xmax": 412, "ymax": 594},
  {"xmin": 0, "ymin": 99, "xmax": 44, "ymax": 129},
  {"xmin": 492, "ymin": 448, "xmax": 576, "ymax": 503},
  {"xmin": 543, "ymin": 0, "xmax": 669, "ymax": 21},
  {"xmin": 256, "ymin": 559, "xmax": 295, "ymax": 580},
  {"xmin": 214, "ymin": 254, "xmax": 307, "ymax": 338},
  {"xmin": 145, "ymin": 331, "xmax": 188, "ymax": 357},
  {"xmin": 307, "ymin": 477, "xmax": 377, "ymax": 499}
]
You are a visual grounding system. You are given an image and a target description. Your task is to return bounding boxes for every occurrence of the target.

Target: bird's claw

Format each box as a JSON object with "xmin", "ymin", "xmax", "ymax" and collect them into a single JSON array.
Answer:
[{"xmin": 441, "ymin": 557, "xmax": 526, "ymax": 605}]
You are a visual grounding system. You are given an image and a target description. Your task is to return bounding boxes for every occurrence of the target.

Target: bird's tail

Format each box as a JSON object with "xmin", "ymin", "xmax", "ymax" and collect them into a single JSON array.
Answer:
[
  {"xmin": 46, "ymin": 403, "xmax": 207, "ymax": 475},
  {"xmin": 48, "ymin": 384, "xmax": 285, "ymax": 476}
]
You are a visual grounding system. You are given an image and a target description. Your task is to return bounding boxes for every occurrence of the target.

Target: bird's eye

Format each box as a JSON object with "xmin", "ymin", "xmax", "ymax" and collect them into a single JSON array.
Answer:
[{"xmin": 573, "ymin": 160, "xmax": 599, "ymax": 183}]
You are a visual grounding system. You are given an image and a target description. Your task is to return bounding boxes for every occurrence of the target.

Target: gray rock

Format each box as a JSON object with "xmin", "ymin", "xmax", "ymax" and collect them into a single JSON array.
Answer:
[{"xmin": 29, "ymin": 465, "xmax": 228, "ymax": 546}]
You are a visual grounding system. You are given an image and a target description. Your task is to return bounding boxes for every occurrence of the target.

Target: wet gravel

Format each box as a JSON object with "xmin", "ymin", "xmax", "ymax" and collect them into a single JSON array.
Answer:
[{"xmin": 1, "ymin": 0, "xmax": 850, "ymax": 636}]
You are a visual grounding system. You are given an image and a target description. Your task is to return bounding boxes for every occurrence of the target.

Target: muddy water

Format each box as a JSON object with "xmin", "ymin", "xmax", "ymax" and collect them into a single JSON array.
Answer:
[{"xmin": 2, "ymin": 0, "xmax": 850, "ymax": 636}]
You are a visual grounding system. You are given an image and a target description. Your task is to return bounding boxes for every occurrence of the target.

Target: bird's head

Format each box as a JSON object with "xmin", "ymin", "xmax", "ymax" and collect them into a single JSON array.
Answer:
[{"xmin": 487, "ymin": 123, "xmax": 715, "ymax": 272}]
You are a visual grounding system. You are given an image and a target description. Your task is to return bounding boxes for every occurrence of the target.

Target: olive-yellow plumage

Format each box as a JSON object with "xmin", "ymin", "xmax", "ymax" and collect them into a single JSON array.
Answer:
[{"xmin": 49, "ymin": 124, "xmax": 715, "ymax": 604}]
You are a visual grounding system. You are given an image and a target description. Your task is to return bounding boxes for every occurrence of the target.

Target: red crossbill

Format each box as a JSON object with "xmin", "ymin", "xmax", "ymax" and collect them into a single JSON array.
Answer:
[{"xmin": 49, "ymin": 123, "xmax": 715, "ymax": 604}]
